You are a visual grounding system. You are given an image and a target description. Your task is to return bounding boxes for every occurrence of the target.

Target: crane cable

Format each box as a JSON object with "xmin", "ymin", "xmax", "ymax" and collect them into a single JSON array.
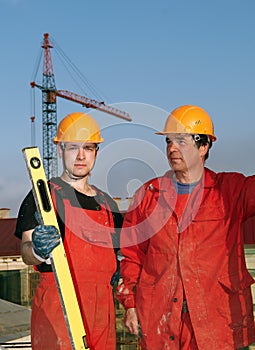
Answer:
[
  {"xmin": 30, "ymin": 47, "xmax": 43, "ymax": 146},
  {"xmin": 50, "ymin": 36, "xmax": 110, "ymax": 104},
  {"xmin": 31, "ymin": 46, "xmax": 43, "ymax": 83}
]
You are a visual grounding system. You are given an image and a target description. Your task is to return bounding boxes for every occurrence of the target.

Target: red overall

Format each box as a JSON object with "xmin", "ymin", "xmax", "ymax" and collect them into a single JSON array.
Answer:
[
  {"xmin": 175, "ymin": 194, "xmax": 199, "ymax": 350},
  {"xmin": 31, "ymin": 185, "xmax": 117, "ymax": 350},
  {"xmin": 117, "ymin": 168, "xmax": 255, "ymax": 350}
]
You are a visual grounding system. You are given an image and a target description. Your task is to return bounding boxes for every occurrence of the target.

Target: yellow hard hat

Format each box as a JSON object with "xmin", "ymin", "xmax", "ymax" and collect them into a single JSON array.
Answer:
[
  {"xmin": 54, "ymin": 112, "xmax": 104, "ymax": 144},
  {"xmin": 156, "ymin": 105, "xmax": 216, "ymax": 141}
]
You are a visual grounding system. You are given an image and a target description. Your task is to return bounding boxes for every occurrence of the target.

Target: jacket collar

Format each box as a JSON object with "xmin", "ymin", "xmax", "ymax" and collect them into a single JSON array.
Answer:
[{"xmin": 150, "ymin": 167, "xmax": 217, "ymax": 194}]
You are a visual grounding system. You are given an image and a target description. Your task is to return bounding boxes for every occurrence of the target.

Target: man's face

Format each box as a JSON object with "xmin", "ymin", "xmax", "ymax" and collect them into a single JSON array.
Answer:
[
  {"xmin": 59, "ymin": 142, "xmax": 98, "ymax": 178},
  {"xmin": 166, "ymin": 133, "xmax": 204, "ymax": 173}
]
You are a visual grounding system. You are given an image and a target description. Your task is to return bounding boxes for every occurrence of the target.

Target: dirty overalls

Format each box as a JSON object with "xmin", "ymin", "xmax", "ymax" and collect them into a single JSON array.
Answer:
[{"xmin": 31, "ymin": 181, "xmax": 117, "ymax": 350}]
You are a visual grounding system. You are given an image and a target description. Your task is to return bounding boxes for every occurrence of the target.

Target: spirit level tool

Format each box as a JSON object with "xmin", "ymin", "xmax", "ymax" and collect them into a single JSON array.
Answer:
[{"xmin": 23, "ymin": 146, "xmax": 89, "ymax": 350}]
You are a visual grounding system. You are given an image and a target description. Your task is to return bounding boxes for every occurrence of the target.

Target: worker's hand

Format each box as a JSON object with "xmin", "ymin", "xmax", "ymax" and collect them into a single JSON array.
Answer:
[
  {"xmin": 124, "ymin": 308, "xmax": 139, "ymax": 335},
  {"xmin": 32, "ymin": 225, "xmax": 60, "ymax": 262}
]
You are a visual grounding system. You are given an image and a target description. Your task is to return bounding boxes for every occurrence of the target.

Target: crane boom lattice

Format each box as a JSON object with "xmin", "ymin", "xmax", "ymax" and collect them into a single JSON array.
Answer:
[{"xmin": 56, "ymin": 90, "xmax": 132, "ymax": 121}]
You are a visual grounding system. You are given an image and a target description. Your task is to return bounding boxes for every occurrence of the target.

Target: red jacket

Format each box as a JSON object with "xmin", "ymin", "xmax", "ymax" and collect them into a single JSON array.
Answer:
[{"xmin": 117, "ymin": 168, "xmax": 255, "ymax": 349}]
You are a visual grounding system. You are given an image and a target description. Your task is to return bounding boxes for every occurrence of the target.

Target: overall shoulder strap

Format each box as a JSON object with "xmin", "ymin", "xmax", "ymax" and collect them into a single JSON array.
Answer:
[{"xmin": 49, "ymin": 178, "xmax": 66, "ymax": 240}]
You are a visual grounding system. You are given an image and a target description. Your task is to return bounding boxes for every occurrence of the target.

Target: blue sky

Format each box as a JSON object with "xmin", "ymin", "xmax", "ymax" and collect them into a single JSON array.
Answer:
[{"xmin": 0, "ymin": 0, "xmax": 255, "ymax": 216}]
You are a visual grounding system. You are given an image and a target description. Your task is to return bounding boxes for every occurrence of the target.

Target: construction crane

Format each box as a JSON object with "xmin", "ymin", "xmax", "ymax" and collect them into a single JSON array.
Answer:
[{"xmin": 31, "ymin": 33, "xmax": 132, "ymax": 180}]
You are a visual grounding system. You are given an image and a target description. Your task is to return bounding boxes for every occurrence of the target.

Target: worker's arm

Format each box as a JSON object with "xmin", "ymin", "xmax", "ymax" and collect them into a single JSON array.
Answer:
[
  {"xmin": 21, "ymin": 229, "xmax": 40, "ymax": 265},
  {"xmin": 21, "ymin": 225, "xmax": 60, "ymax": 265},
  {"xmin": 116, "ymin": 185, "xmax": 150, "ymax": 312}
]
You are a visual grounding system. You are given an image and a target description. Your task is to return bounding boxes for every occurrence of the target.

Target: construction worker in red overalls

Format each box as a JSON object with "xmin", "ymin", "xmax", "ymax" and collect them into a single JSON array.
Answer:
[
  {"xmin": 15, "ymin": 112, "xmax": 123, "ymax": 349},
  {"xmin": 117, "ymin": 105, "xmax": 255, "ymax": 350}
]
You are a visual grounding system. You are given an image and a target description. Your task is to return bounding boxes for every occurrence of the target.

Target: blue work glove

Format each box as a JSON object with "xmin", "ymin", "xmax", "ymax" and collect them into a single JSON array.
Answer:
[{"xmin": 32, "ymin": 225, "xmax": 60, "ymax": 262}]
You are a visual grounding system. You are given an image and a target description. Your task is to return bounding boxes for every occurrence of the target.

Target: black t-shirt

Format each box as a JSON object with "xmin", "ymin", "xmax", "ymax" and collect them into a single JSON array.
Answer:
[
  {"xmin": 15, "ymin": 177, "xmax": 123, "ymax": 272},
  {"xmin": 15, "ymin": 177, "xmax": 122, "ymax": 236}
]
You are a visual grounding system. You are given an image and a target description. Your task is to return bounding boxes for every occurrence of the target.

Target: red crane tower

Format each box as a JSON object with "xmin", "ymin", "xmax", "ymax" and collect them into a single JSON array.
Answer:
[{"xmin": 31, "ymin": 33, "xmax": 132, "ymax": 180}]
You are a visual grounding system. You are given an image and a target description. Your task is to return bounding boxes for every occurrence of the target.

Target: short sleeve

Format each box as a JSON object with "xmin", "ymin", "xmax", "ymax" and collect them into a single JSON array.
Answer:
[{"xmin": 14, "ymin": 190, "xmax": 39, "ymax": 239}]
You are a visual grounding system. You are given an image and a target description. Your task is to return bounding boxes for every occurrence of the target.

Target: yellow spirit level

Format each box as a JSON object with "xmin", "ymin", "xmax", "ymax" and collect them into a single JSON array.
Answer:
[{"xmin": 23, "ymin": 146, "xmax": 89, "ymax": 350}]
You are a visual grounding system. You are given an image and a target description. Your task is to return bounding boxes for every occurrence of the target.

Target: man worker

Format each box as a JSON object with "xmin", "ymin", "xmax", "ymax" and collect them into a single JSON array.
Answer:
[
  {"xmin": 116, "ymin": 105, "xmax": 255, "ymax": 350},
  {"xmin": 15, "ymin": 112, "xmax": 123, "ymax": 350}
]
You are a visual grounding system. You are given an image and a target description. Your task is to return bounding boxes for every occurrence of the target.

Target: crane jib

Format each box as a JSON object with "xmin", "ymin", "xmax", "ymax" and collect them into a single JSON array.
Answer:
[{"xmin": 30, "ymin": 82, "xmax": 132, "ymax": 122}]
